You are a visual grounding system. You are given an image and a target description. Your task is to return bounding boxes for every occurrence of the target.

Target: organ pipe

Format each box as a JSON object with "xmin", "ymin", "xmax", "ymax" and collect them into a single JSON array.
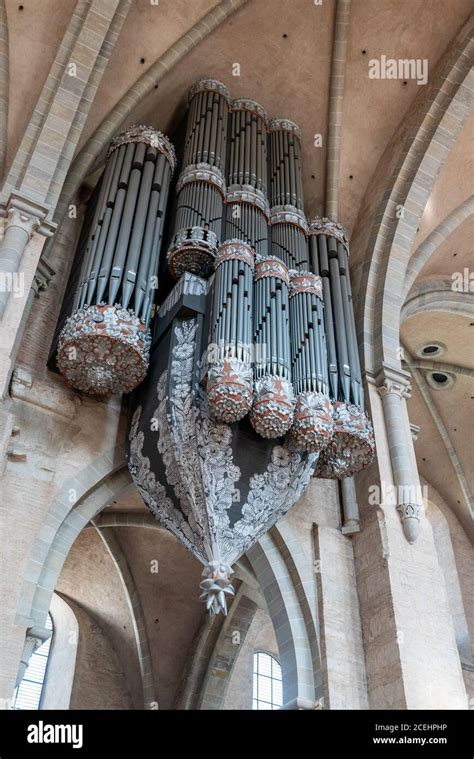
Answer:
[
  {"xmin": 225, "ymin": 99, "xmax": 270, "ymax": 258},
  {"xmin": 57, "ymin": 126, "xmax": 175, "ymax": 395},
  {"xmin": 309, "ymin": 217, "xmax": 374, "ymax": 477},
  {"xmin": 269, "ymin": 119, "xmax": 308, "ymax": 270},
  {"xmin": 288, "ymin": 271, "xmax": 334, "ymax": 452},
  {"xmin": 53, "ymin": 77, "xmax": 374, "ymax": 483},
  {"xmin": 167, "ymin": 79, "xmax": 230, "ymax": 279},
  {"xmin": 207, "ymin": 240, "xmax": 255, "ymax": 423},
  {"xmin": 250, "ymin": 256, "xmax": 294, "ymax": 439}
]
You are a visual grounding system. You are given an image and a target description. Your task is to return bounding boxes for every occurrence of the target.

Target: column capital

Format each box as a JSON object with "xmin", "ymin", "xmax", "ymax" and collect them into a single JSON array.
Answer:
[
  {"xmin": 15, "ymin": 624, "xmax": 52, "ymax": 687},
  {"xmin": 397, "ymin": 502, "xmax": 422, "ymax": 544},
  {"xmin": 2, "ymin": 191, "xmax": 57, "ymax": 238},
  {"xmin": 371, "ymin": 364, "xmax": 412, "ymax": 399}
]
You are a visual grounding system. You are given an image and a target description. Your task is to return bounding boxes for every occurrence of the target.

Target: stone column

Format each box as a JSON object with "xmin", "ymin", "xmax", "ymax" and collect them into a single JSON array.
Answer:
[
  {"xmin": 0, "ymin": 193, "xmax": 54, "ymax": 320},
  {"xmin": 376, "ymin": 367, "xmax": 422, "ymax": 543},
  {"xmin": 351, "ymin": 380, "xmax": 468, "ymax": 709},
  {"xmin": 341, "ymin": 476, "xmax": 360, "ymax": 534}
]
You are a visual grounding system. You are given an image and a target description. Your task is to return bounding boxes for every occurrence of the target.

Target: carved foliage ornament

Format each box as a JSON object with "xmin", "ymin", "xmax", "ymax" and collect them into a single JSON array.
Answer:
[
  {"xmin": 268, "ymin": 118, "xmax": 302, "ymax": 141},
  {"xmin": 188, "ymin": 78, "xmax": 231, "ymax": 103},
  {"xmin": 308, "ymin": 216, "xmax": 349, "ymax": 251},
  {"xmin": 57, "ymin": 304, "xmax": 151, "ymax": 395},
  {"xmin": 167, "ymin": 227, "xmax": 219, "ymax": 280},
  {"xmin": 270, "ymin": 205, "xmax": 309, "ymax": 234},
  {"xmin": 315, "ymin": 401, "xmax": 375, "ymax": 478},
  {"xmin": 250, "ymin": 376, "xmax": 295, "ymax": 439},
  {"xmin": 127, "ymin": 319, "xmax": 318, "ymax": 611},
  {"xmin": 231, "ymin": 98, "xmax": 268, "ymax": 123},
  {"xmin": 107, "ymin": 125, "xmax": 177, "ymax": 174}
]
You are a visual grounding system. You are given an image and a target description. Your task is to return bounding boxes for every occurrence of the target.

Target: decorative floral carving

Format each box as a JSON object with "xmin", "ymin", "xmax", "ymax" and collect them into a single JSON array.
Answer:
[
  {"xmin": 177, "ymin": 163, "xmax": 226, "ymax": 196},
  {"xmin": 226, "ymin": 185, "xmax": 271, "ymax": 218},
  {"xmin": 308, "ymin": 216, "xmax": 349, "ymax": 251},
  {"xmin": 200, "ymin": 560, "xmax": 235, "ymax": 616},
  {"xmin": 270, "ymin": 205, "xmax": 309, "ymax": 234},
  {"xmin": 315, "ymin": 401, "xmax": 375, "ymax": 478},
  {"xmin": 254, "ymin": 255, "xmax": 289, "ymax": 285},
  {"xmin": 188, "ymin": 78, "xmax": 231, "ymax": 103},
  {"xmin": 231, "ymin": 98, "xmax": 268, "ymax": 122},
  {"xmin": 127, "ymin": 317, "xmax": 318, "ymax": 611},
  {"xmin": 250, "ymin": 376, "xmax": 295, "ymax": 438},
  {"xmin": 268, "ymin": 118, "xmax": 302, "ymax": 141},
  {"xmin": 207, "ymin": 358, "xmax": 254, "ymax": 423},
  {"xmin": 167, "ymin": 226, "xmax": 219, "ymax": 279},
  {"xmin": 214, "ymin": 239, "xmax": 255, "ymax": 270},
  {"xmin": 107, "ymin": 125, "xmax": 177, "ymax": 174},
  {"xmin": 290, "ymin": 392, "xmax": 334, "ymax": 452},
  {"xmin": 57, "ymin": 303, "xmax": 151, "ymax": 395},
  {"xmin": 289, "ymin": 270, "xmax": 323, "ymax": 300}
]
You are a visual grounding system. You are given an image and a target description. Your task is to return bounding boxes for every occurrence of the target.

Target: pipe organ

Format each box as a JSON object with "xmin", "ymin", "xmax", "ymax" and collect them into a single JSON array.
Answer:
[
  {"xmin": 56, "ymin": 126, "xmax": 175, "ymax": 395},
  {"xmin": 52, "ymin": 79, "xmax": 375, "ymax": 614},
  {"xmin": 225, "ymin": 99, "xmax": 270, "ymax": 258},
  {"xmin": 309, "ymin": 217, "xmax": 374, "ymax": 478},
  {"xmin": 167, "ymin": 79, "xmax": 230, "ymax": 280}
]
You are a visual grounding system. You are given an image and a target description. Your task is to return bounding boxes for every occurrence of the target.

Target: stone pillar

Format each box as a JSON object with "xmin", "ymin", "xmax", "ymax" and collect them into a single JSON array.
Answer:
[
  {"xmin": 0, "ymin": 193, "xmax": 55, "ymax": 397},
  {"xmin": 351, "ymin": 380, "xmax": 468, "ymax": 709},
  {"xmin": 341, "ymin": 477, "xmax": 360, "ymax": 534},
  {"xmin": 0, "ymin": 193, "xmax": 54, "ymax": 319},
  {"xmin": 376, "ymin": 367, "xmax": 422, "ymax": 543}
]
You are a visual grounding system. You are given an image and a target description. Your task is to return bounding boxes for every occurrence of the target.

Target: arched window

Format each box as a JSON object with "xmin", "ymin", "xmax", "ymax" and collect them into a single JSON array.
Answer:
[
  {"xmin": 11, "ymin": 614, "xmax": 53, "ymax": 710},
  {"xmin": 252, "ymin": 651, "xmax": 282, "ymax": 710}
]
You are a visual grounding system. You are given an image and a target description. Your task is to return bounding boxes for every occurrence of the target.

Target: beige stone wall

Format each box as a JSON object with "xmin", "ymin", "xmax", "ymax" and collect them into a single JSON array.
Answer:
[
  {"xmin": 294, "ymin": 478, "xmax": 369, "ymax": 709},
  {"xmin": 354, "ymin": 458, "xmax": 468, "ymax": 710},
  {"xmin": 66, "ymin": 597, "xmax": 133, "ymax": 710},
  {"xmin": 56, "ymin": 528, "xmax": 143, "ymax": 710}
]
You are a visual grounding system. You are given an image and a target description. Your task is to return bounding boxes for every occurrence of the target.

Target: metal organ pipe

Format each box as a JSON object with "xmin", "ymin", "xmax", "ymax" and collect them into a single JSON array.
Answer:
[
  {"xmin": 207, "ymin": 240, "xmax": 255, "ymax": 424},
  {"xmin": 51, "ymin": 75, "xmax": 375, "ymax": 509},
  {"xmin": 250, "ymin": 257, "xmax": 294, "ymax": 439},
  {"xmin": 56, "ymin": 126, "xmax": 176, "ymax": 395},
  {"xmin": 168, "ymin": 79, "xmax": 230, "ymax": 280},
  {"xmin": 308, "ymin": 218, "xmax": 374, "ymax": 477},
  {"xmin": 269, "ymin": 119, "xmax": 308, "ymax": 271},
  {"xmin": 288, "ymin": 271, "xmax": 334, "ymax": 452},
  {"xmin": 225, "ymin": 99, "xmax": 270, "ymax": 259}
]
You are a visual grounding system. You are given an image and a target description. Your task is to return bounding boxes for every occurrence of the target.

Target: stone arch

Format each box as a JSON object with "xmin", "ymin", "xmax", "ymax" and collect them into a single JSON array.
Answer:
[
  {"xmin": 15, "ymin": 445, "xmax": 129, "ymax": 630},
  {"xmin": 10, "ymin": 446, "xmax": 133, "ymax": 705},
  {"xmin": 353, "ymin": 17, "xmax": 474, "ymax": 377},
  {"xmin": 401, "ymin": 277, "xmax": 474, "ymax": 323},
  {"xmin": 40, "ymin": 592, "xmax": 79, "ymax": 709},
  {"xmin": 403, "ymin": 198, "xmax": 474, "ymax": 299},
  {"xmin": 197, "ymin": 584, "xmax": 259, "ymax": 710},
  {"xmin": 247, "ymin": 529, "xmax": 323, "ymax": 710}
]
